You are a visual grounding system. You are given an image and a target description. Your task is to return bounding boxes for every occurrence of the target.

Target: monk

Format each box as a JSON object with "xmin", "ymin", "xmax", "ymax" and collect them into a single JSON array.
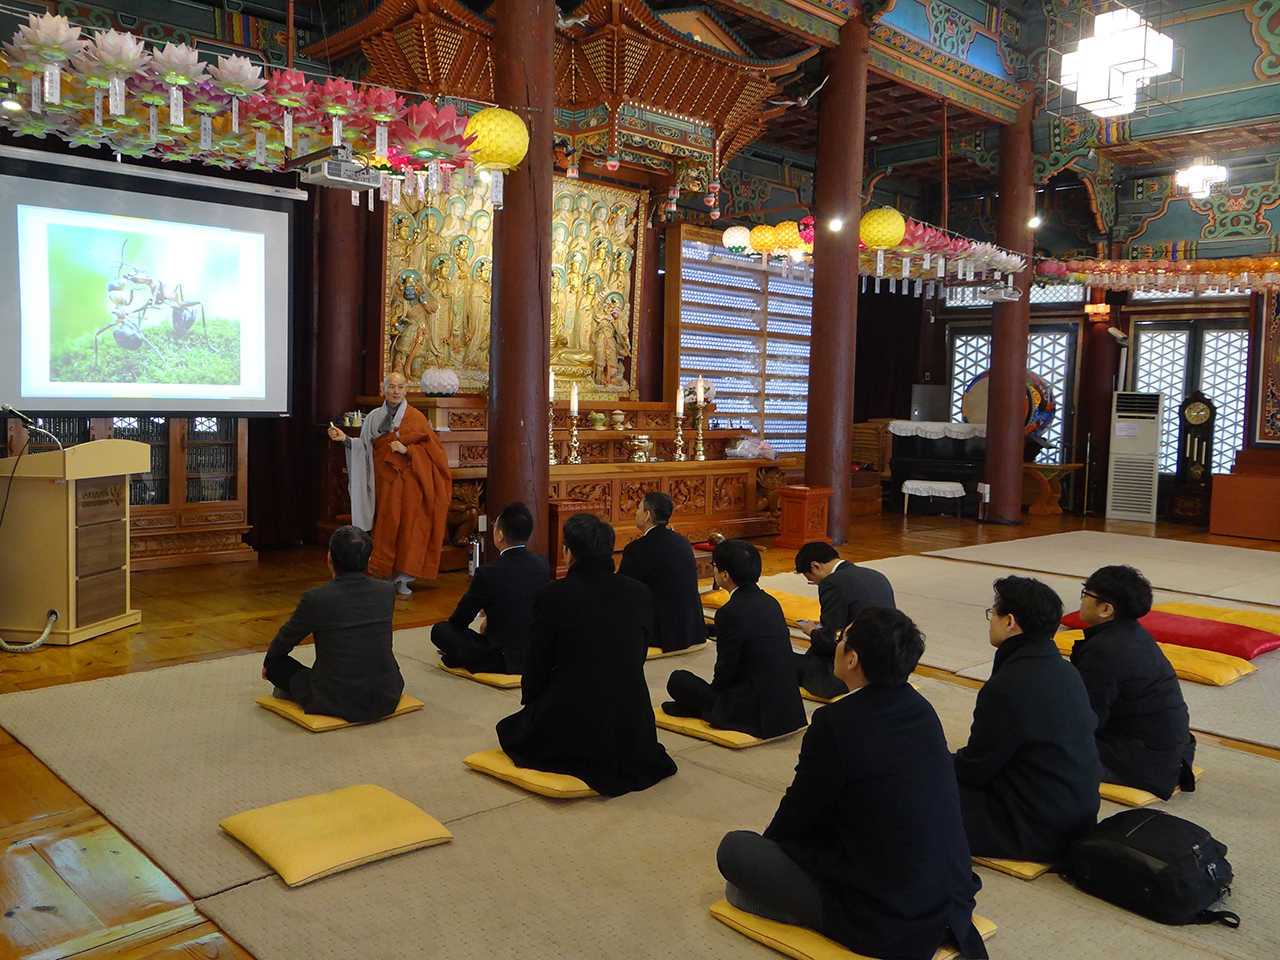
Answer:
[{"xmin": 328, "ymin": 372, "xmax": 452, "ymax": 594}]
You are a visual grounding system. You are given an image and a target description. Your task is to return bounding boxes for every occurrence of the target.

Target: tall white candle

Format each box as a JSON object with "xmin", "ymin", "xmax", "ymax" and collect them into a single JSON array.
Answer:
[
  {"xmin": 696, "ymin": 377, "xmax": 705, "ymax": 405},
  {"xmin": 675, "ymin": 386, "xmax": 684, "ymax": 417},
  {"xmin": 570, "ymin": 382, "xmax": 578, "ymax": 415},
  {"xmin": 549, "ymin": 369, "xmax": 555, "ymax": 401}
]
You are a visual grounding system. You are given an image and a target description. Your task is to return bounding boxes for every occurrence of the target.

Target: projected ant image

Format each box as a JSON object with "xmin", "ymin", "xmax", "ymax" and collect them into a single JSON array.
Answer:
[
  {"xmin": 47, "ymin": 227, "xmax": 241, "ymax": 384},
  {"xmin": 16, "ymin": 204, "xmax": 269, "ymax": 401}
]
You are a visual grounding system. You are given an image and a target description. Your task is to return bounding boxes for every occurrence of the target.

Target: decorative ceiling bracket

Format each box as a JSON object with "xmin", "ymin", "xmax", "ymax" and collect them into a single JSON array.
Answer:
[{"xmin": 862, "ymin": 0, "xmax": 898, "ymax": 27}]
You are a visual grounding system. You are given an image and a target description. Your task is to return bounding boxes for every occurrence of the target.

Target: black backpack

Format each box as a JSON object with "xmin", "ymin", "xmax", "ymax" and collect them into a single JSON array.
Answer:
[{"xmin": 1066, "ymin": 810, "xmax": 1239, "ymax": 927}]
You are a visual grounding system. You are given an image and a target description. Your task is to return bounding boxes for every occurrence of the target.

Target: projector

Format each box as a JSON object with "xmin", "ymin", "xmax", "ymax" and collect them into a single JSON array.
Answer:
[
  {"xmin": 300, "ymin": 158, "xmax": 382, "ymax": 190},
  {"xmin": 977, "ymin": 285, "xmax": 1023, "ymax": 302}
]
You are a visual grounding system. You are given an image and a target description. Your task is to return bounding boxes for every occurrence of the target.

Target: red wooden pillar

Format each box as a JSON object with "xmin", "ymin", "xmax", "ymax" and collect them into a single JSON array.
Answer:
[
  {"xmin": 803, "ymin": 17, "xmax": 868, "ymax": 545},
  {"xmin": 314, "ymin": 186, "xmax": 367, "ymax": 423},
  {"xmin": 985, "ymin": 99, "xmax": 1035, "ymax": 524},
  {"xmin": 487, "ymin": 0, "xmax": 555, "ymax": 557}
]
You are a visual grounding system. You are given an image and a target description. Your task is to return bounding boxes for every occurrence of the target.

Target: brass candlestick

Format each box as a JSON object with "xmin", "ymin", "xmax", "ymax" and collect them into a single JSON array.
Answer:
[
  {"xmin": 548, "ymin": 400, "xmax": 558, "ymax": 465},
  {"xmin": 673, "ymin": 412, "xmax": 687, "ymax": 461},
  {"xmin": 567, "ymin": 413, "xmax": 582, "ymax": 464},
  {"xmin": 694, "ymin": 404, "xmax": 706, "ymax": 461}
]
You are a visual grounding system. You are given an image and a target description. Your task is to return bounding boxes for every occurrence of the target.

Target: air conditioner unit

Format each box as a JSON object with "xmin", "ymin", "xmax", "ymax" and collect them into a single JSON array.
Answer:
[{"xmin": 1105, "ymin": 391, "xmax": 1163, "ymax": 522}]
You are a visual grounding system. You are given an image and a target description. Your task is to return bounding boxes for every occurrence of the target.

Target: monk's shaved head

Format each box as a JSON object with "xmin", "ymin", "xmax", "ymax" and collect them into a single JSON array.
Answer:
[{"xmin": 383, "ymin": 372, "xmax": 408, "ymax": 388}]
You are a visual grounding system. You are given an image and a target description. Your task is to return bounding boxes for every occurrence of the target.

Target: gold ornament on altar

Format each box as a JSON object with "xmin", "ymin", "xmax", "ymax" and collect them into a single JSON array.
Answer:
[
  {"xmin": 860, "ymin": 207, "xmax": 907, "ymax": 249},
  {"xmin": 464, "ymin": 107, "xmax": 529, "ymax": 171}
]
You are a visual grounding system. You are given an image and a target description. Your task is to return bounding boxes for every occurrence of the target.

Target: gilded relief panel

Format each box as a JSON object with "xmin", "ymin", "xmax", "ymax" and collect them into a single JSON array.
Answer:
[{"xmin": 384, "ymin": 174, "xmax": 647, "ymax": 400}]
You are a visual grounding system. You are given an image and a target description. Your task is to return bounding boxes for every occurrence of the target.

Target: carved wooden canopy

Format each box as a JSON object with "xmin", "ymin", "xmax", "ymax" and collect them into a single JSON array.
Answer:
[{"xmin": 301, "ymin": 0, "xmax": 816, "ymax": 177}]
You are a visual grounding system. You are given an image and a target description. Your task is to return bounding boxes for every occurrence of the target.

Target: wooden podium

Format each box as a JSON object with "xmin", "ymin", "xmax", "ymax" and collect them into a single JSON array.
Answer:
[{"xmin": 0, "ymin": 439, "xmax": 150, "ymax": 645}]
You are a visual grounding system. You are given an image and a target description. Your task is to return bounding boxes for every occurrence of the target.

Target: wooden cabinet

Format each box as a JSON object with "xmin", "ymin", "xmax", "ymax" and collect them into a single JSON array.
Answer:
[{"xmin": 6, "ymin": 414, "xmax": 254, "ymax": 570}]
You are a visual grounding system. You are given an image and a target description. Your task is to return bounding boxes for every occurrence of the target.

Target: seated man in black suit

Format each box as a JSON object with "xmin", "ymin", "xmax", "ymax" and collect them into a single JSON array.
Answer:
[
  {"xmin": 262, "ymin": 525, "xmax": 404, "ymax": 723},
  {"xmin": 496, "ymin": 513, "xmax": 677, "ymax": 797},
  {"xmin": 618, "ymin": 491, "xmax": 706, "ymax": 652},
  {"xmin": 430, "ymin": 501, "xmax": 550, "ymax": 675},
  {"xmin": 955, "ymin": 576, "xmax": 1100, "ymax": 863},
  {"xmin": 792, "ymin": 541, "xmax": 895, "ymax": 700},
  {"xmin": 1074, "ymin": 564, "xmax": 1196, "ymax": 799},
  {"xmin": 663, "ymin": 539, "xmax": 806, "ymax": 739},
  {"xmin": 717, "ymin": 608, "xmax": 988, "ymax": 960}
]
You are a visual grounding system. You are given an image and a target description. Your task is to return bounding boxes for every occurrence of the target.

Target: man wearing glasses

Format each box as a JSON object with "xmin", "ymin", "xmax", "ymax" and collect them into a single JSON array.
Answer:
[
  {"xmin": 953, "ymin": 576, "xmax": 1099, "ymax": 863},
  {"xmin": 1073, "ymin": 565, "xmax": 1196, "ymax": 800}
]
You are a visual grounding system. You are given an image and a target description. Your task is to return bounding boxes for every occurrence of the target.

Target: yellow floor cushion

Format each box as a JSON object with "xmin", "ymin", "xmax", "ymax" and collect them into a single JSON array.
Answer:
[
  {"xmin": 709, "ymin": 899, "xmax": 997, "ymax": 960},
  {"xmin": 437, "ymin": 662, "xmax": 522, "ymax": 689},
  {"xmin": 703, "ymin": 589, "xmax": 822, "ymax": 629},
  {"xmin": 1153, "ymin": 602, "xmax": 1280, "ymax": 636},
  {"xmin": 653, "ymin": 707, "xmax": 806, "ymax": 749},
  {"xmin": 256, "ymin": 694, "xmax": 424, "ymax": 732},
  {"xmin": 972, "ymin": 856, "xmax": 1052, "ymax": 880},
  {"xmin": 462, "ymin": 749, "xmax": 598, "ymax": 799},
  {"xmin": 1053, "ymin": 630, "xmax": 1255, "ymax": 687},
  {"xmin": 1101, "ymin": 764, "xmax": 1205, "ymax": 808},
  {"xmin": 801, "ymin": 688, "xmax": 845, "ymax": 704},
  {"xmin": 801, "ymin": 681, "xmax": 919, "ymax": 704},
  {"xmin": 220, "ymin": 784, "xmax": 451, "ymax": 886},
  {"xmin": 647, "ymin": 641, "xmax": 712, "ymax": 660}
]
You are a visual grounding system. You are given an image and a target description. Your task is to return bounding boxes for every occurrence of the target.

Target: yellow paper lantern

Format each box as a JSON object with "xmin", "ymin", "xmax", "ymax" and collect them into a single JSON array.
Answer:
[
  {"xmin": 722, "ymin": 225, "xmax": 750, "ymax": 252},
  {"xmin": 859, "ymin": 207, "xmax": 906, "ymax": 249},
  {"xmin": 774, "ymin": 220, "xmax": 803, "ymax": 252},
  {"xmin": 464, "ymin": 107, "xmax": 530, "ymax": 171},
  {"xmin": 748, "ymin": 224, "xmax": 778, "ymax": 255}
]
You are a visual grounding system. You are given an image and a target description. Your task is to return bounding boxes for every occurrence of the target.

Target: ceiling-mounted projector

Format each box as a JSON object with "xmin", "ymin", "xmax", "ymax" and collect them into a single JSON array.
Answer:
[
  {"xmin": 295, "ymin": 144, "xmax": 382, "ymax": 190},
  {"xmin": 977, "ymin": 286, "xmax": 1023, "ymax": 302}
]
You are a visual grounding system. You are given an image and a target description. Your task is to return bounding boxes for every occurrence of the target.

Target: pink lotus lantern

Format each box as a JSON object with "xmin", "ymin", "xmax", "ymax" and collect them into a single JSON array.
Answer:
[
  {"xmin": 798, "ymin": 215, "xmax": 815, "ymax": 244},
  {"xmin": 393, "ymin": 101, "xmax": 474, "ymax": 168}
]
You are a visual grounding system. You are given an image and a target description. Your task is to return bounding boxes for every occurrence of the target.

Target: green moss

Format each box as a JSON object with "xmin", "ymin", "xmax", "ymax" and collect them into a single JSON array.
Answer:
[{"xmin": 50, "ymin": 317, "xmax": 242, "ymax": 385}]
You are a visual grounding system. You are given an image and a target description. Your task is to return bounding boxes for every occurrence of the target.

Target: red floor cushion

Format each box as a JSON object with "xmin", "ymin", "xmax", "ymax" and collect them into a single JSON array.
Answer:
[{"xmin": 1060, "ymin": 609, "xmax": 1280, "ymax": 661}]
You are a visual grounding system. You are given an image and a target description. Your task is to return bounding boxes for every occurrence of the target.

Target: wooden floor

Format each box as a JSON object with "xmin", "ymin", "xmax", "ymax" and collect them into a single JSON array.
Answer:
[{"xmin": 1, "ymin": 511, "xmax": 1278, "ymax": 960}]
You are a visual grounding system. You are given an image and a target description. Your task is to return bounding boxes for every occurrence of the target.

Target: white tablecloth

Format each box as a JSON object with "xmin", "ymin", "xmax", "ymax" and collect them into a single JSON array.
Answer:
[
  {"xmin": 901, "ymin": 480, "xmax": 967, "ymax": 498},
  {"xmin": 887, "ymin": 420, "xmax": 986, "ymax": 440}
]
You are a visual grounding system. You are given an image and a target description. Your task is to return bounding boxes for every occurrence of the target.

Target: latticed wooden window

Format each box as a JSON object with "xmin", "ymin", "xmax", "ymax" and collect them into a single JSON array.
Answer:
[
  {"xmin": 671, "ymin": 227, "xmax": 812, "ymax": 453},
  {"xmin": 1132, "ymin": 319, "xmax": 1249, "ymax": 473}
]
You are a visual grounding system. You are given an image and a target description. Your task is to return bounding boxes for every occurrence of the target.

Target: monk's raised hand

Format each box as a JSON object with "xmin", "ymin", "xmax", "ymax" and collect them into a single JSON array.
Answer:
[
  {"xmin": 327, "ymin": 423, "xmax": 346, "ymax": 441},
  {"xmin": 390, "ymin": 440, "xmax": 408, "ymax": 454}
]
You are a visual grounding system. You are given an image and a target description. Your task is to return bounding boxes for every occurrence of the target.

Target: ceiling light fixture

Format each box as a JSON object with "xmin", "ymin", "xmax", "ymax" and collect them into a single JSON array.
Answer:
[
  {"xmin": 1028, "ymin": 215, "xmax": 1044, "ymax": 229},
  {"xmin": 1175, "ymin": 157, "xmax": 1227, "ymax": 198},
  {"xmin": 1058, "ymin": 7, "xmax": 1174, "ymax": 118}
]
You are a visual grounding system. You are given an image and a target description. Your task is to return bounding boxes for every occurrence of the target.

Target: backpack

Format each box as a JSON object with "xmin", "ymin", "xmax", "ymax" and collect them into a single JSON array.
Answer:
[{"xmin": 1066, "ymin": 809, "xmax": 1239, "ymax": 927}]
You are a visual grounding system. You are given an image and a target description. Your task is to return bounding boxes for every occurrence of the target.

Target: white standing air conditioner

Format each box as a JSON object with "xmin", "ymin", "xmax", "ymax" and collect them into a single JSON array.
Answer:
[{"xmin": 1106, "ymin": 391, "xmax": 1163, "ymax": 522}]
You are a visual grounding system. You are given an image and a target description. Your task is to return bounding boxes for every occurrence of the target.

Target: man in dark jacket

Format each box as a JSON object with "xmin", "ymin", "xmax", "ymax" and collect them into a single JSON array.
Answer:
[
  {"xmin": 662, "ymin": 539, "xmax": 806, "ymax": 739},
  {"xmin": 792, "ymin": 541, "xmax": 896, "ymax": 700},
  {"xmin": 717, "ymin": 608, "xmax": 987, "ymax": 960},
  {"xmin": 262, "ymin": 525, "xmax": 404, "ymax": 723},
  {"xmin": 618, "ymin": 491, "xmax": 706, "ymax": 652},
  {"xmin": 496, "ymin": 513, "xmax": 677, "ymax": 797},
  {"xmin": 955, "ymin": 576, "xmax": 1100, "ymax": 863},
  {"xmin": 430, "ymin": 501, "xmax": 550, "ymax": 674},
  {"xmin": 1074, "ymin": 565, "xmax": 1196, "ymax": 799}
]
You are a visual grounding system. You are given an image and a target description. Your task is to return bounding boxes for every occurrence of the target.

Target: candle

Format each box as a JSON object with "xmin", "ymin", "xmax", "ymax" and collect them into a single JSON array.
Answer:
[
  {"xmin": 570, "ymin": 382, "xmax": 578, "ymax": 415},
  {"xmin": 696, "ymin": 377, "xmax": 704, "ymax": 406},
  {"xmin": 549, "ymin": 369, "xmax": 555, "ymax": 401},
  {"xmin": 675, "ymin": 386, "xmax": 684, "ymax": 417}
]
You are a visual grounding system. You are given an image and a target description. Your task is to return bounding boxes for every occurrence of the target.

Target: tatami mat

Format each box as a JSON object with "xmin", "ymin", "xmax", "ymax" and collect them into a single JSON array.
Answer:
[
  {"xmin": 926, "ymin": 531, "xmax": 1280, "ymax": 607},
  {"xmin": 2, "ymin": 584, "xmax": 1278, "ymax": 959}
]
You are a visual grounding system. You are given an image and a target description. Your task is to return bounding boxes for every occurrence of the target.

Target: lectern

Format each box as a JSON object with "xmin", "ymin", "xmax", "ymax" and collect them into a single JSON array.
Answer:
[{"xmin": 0, "ymin": 439, "xmax": 150, "ymax": 645}]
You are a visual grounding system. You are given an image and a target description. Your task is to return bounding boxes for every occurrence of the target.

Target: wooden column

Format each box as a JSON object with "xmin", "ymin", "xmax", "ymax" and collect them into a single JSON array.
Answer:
[
  {"xmin": 803, "ymin": 17, "xmax": 868, "ymax": 544},
  {"xmin": 488, "ymin": 0, "xmax": 554, "ymax": 556},
  {"xmin": 985, "ymin": 99, "xmax": 1034, "ymax": 524},
  {"xmin": 314, "ymin": 186, "xmax": 367, "ymax": 423}
]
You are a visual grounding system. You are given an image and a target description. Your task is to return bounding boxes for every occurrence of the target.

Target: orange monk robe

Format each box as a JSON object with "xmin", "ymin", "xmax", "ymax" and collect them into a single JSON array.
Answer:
[{"xmin": 368, "ymin": 404, "xmax": 453, "ymax": 580}]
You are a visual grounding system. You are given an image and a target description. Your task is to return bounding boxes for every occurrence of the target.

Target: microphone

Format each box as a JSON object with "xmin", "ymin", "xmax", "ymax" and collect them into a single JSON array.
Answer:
[{"xmin": 1, "ymin": 404, "xmax": 35, "ymax": 425}]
